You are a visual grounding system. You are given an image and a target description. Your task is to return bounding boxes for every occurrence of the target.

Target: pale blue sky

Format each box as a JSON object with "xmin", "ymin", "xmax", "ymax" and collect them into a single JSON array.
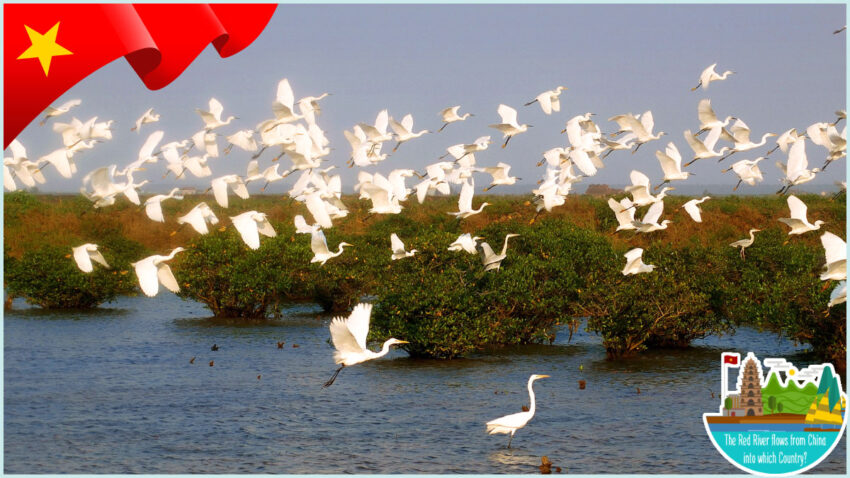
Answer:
[{"xmin": 7, "ymin": 3, "xmax": 848, "ymax": 194}]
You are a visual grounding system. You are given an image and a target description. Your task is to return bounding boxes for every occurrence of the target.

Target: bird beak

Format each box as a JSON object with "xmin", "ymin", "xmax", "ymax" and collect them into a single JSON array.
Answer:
[
  {"xmin": 397, "ymin": 340, "xmax": 409, "ymax": 344},
  {"xmin": 538, "ymin": 375, "xmax": 551, "ymax": 379}
]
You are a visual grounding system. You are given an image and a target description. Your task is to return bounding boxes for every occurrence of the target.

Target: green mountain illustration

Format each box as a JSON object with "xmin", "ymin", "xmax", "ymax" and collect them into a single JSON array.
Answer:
[
  {"xmin": 815, "ymin": 366, "xmax": 842, "ymax": 413},
  {"xmin": 761, "ymin": 372, "xmax": 818, "ymax": 415}
]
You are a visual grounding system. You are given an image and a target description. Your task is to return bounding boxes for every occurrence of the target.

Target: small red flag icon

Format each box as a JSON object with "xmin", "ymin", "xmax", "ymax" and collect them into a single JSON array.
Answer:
[
  {"xmin": 722, "ymin": 353, "xmax": 739, "ymax": 365},
  {"xmin": 4, "ymin": 3, "xmax": 277, "ymax": 148}
]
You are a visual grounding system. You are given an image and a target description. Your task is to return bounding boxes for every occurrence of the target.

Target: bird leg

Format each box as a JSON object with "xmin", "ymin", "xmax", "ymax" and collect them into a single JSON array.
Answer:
[
  {"xmin": 683, "ymin": 157, "xmax": 699, "ymax": 167},
  {"xmin": 740, "ymin": 248, "xmax": 746, "ymax": 260},
  {"xmin": 251, "ymin": 146, "xmax": 268, "ymax": 160},
  {"xmin": 502, "ymin": 136, "xmax": 512, "ymax": 149},
  {"xmin": 507, "ymin": 434, "xmax": 514, "ymax": 449},
  {"xmin": 652, "ymin": 180, "xmax": 668, "ymax": 191},
  {"xmin": 733, "ymin": 180, "xmax": 742, "ymax": 192},
  {"xmin": 765, "ymin": 145, "xmax": 779, "ymax": 156},
  {"xmin": 224, "ymin": 144, "xmax": 233, "ymax": 155},
  {"xmin": 631, "ymin": 142, "xmax": 643, "ymax": 154},
  {"xmin": 821, "ymin": 159, "xmax": 832, "ymax": 171},
  {"xmin": 717, "ymin": 151, "xmax": 734, "ymax": 162},
  {"xmin": 523, "ymin": 99, "xmax": 539, "ymax": 107},
  {"xmin": 392, "ymin": 142, "xmax": 401, "ymax": 153},
  {"xmin": 695, "ymin": 128, "xmax": 707, "ymax": 136},
  {"xmin": 690, "ymin": 81, "xmax": 702, "ymax": 92},
  {"xmin": 323, "ymin": 365, "xmax": 345, "ymax": 388},
  {"xmin": 438, "ymin": 122, "xmax": 449, "ymax": 132}
]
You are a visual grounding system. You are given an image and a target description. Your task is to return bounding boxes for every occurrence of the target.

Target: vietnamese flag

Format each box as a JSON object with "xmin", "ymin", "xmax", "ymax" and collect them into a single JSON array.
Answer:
[
  {"xmin": 722, "ymin": 353, "xmax": 739, "ymax": 366},
  {"xmin": 4, "ymin": 3, "xmax": 277, "ymax": 148}
]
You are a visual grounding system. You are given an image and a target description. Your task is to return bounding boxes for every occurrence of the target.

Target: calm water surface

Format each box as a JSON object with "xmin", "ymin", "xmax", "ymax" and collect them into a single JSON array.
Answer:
[{"xmin": 4, "ymin": 294, "xmax": 846, "ymax": 474}]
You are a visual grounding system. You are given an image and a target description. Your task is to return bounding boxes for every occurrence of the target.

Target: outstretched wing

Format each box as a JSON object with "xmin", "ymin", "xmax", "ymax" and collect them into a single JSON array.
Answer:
[
  {"xmin": 497, "ymin": 104, "xmax": 518, "ymax": 125},
  {"xmin": 642, "ymin": 200, "xmax": 664, "ymax": 225},
  {"xmin": 346, "ymin": 303, "xmax": 372, "ymax": 351},
  {"xmin": 821, "ymin": 232, "xmax": 847, "ymax": 265},
  {"xmin": 157, "ymin": 264, "xmax": 180, "ymax": 293},
  {"xmin": 624, "ymin": 247, "xmax": 644, "ymax": 263},
  {"xmin": 390, "ymin": 233, "xmax": 405, "ymax": 254},
  {"xmin": 786, "ymin": 195, "xmax": 808, "ymax": 221}
]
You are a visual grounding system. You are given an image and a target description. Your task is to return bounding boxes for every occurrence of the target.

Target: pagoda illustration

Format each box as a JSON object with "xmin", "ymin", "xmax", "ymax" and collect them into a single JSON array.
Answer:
[{"xmin": 738, "ymin": 353, "xmax": 764, "ymax": 416}]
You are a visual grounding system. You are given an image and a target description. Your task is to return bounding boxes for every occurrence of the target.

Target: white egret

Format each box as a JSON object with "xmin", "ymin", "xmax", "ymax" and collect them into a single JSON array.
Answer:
[
  {"xmin": 323, "ymin": 303, "xmax": 408, "ymax": 387},
  {"xmin": 819, "ymin": 232, "xmax": 846, "ymax": 281},
  {"xmin": 655, "ymin": 142, "xmax": 691, "ymax": 189},
  {"xmin": 524, "ymin": 86, "xmax": 567, "ymax": 115},
  {"xmin": 828, "ymin": 281, "xmax": 846, "ymax": 308},
  {"xmin": 116, "ymin": 130, "xmax": 164, "ymax": 177},
  {"xmin": 719, "ymin": 118, "xmax": 775, "ymax": 161},
  {"xmin": 680, "ymin": 196, "xmax": 710, "ymax": 223},
  {"xmin": 608, "ymin": 197, "xmax": 637, "ymax": 231},
  {"xmin": 775, "ymin": 139, "xmax": 820, "ymax": 195},
  {"xmin": 489, "ymin": 104, "xmax": 530, "ymax": 148},
  {"xmin": 196, "ymin": 97, "xmax": 236, "ymax": 130},
  {"xmin": 682, "ymin": 127, "xmax": 731, "ymax": 166},
  {"xmin": 767, "ymin": 128, "xmax": 804, "ymax": 156},
  {"xmin": 131, "ymin": 107, "xmax": 160, "ymax": 132},
  {"xmin": 72, "ymin": 244, "xmax": 110, "ymax": 273},
  {"xmin": 730, "ymin": 229, "xmax": 761, "ymax": 259},
  {"xmin": 131, "ymin": 247, "xmax": 185, "ymax": 297},
  {"xmin": 37, "ymin": 147, "xmax": 77, "ymax": 179},
  {"xmin": 486, "ymin": 374, "xmax": 549, "ymax": 448},
  {"xmin": 478, "ymin": 162, "xmax": 520, "ymax": 191},
  {"xmin": 310, "ymin": 229, "xmax": 352, "ymax": 266},
  {"xmin": 691, "ymin": 63, "xmax": 734, "ymax": 91},
  {"xmin": 40, "ymin": 99, "xmax": 82, "ymax": 125},
  {"xmin": 144, "ymin": 188, "xmax": 184, "ymax": 222},
  {"xmin": 176, "ymin": 202, "xmax": 219, "ymax": 235},
  {"xmin": 272, "ymin": 78, "xmax": 303, "ymax": 124},
  {"xmin": 438, "ymin": 105, "xmax": 473, "ymax": 132},
  {"xmin": 449, "ymin": 178, "xmax": 490, "ymax": 218},
  {"xmin": 180, "ymin": 154, "xmax": 213, "ymax": 178},
  {"xmin": 224, "ymin": 129, "xmax": 258, "ymax": 154},
  {"xmin": 297, "ymin": 92, "xmax": 331, "ymax": 126},
  {"xmin": 358, "ymin": 109, "xmax": 394, "ymax": 146},
  {"xmin": 210, "ymin": 175, "xmax": 250, "ymax": 208},
  {"xmin": 722, "ymin": 157, "xmax": 765, "ymax": 191},
  {"xmin": 695, "ymin": 99, "xmax": 734, "ymax": 135},
  {"xmin": 390, "ymin": 233, "xmax": 417, "ymax": 260},
  {"xmin": 448, "ymin": 233, "xmax": 483, "ymax": 254},
  {"xmin": 443, "ymin": 136, "xmax": 492, "ymax": 161},
  {"xmin": 632, "ymin": 201, "xmax": 671, "ymax": 233},
  {"xmin": 608, "ymin": 111, "xmax": 665, "ymax": 153},
  {"xmin": 231, "ymin": 211, "xmax": 276, "ymax": 250},
  {"xmin": 389, "ymin": 114, "xmax": 430, "ymax": 152},
  {"xmin": 624, "ymin": 170, "xmax": 673, "ymax": 207},
  {"xmin": 190, "ymin": 129, "xmax": 219, "ymax": 158},
  {"xmin": 778, "ymin": 195, "xmax": 824, "ymax": 235},
  {"xmin": 622, "ymin": 248, "xmax": 655, "ymax": 275},
  {"xmin": 304, "ymin": 191, "xmax": 335, "ymax": 229},
  {"xmin": 480, "ymin": 233, "xmax": 520, "ymax": 271}
]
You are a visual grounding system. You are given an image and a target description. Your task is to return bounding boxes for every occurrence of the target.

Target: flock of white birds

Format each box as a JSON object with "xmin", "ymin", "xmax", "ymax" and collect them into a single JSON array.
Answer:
[{"xmin": 4, "ymin": 62, "xmax": 848, "ymax": 447}]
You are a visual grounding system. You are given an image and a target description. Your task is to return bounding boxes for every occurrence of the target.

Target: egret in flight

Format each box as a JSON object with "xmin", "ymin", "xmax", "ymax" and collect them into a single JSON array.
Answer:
[
  {"xmin": 131, "ymin": 247, "xmax": 185, "ymax": 297},
  {"xmin": 778, "ymin": 195, "xmax": 824, "ymax": 235},
  {"xmin": 486, "ymin": 374, "xmax": 550, "ymax": 448},
  {"xmin": 324, "ymin": 303, "xmax": 408, "ymax": 387},
  {"xmin": 691, "ymin": 63, "xmax": 734, "ymax": 91},
  {"xmin": 72, "ymin": 244, "xmax": 110, "ymax": 273},
  {"xmin": 438, "ymin": 105, "xmax": 473, "ymax": 132},
  {"xmin": 524, "ymin": 86, "xmax": 567, "ymax": 115}
]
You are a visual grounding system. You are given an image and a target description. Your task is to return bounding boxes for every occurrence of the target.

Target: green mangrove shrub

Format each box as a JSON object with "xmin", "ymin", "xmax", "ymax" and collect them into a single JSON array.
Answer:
[
  {"xmin": 5, "ymin": 244, "xmax": 137, "ymax": 308},
  {"xmin": 174, "ymin": 226, "xmax": 312, "ymax": 318}
]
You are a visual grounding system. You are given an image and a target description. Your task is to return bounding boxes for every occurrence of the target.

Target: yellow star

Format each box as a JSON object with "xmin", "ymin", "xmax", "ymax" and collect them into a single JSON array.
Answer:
[{"xmin": 17, "ymin": 22, "xmax": 73, "ymax": 77}]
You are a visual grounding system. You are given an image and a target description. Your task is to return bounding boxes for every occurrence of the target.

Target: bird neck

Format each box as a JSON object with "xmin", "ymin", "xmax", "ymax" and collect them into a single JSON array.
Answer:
[
  {"xmin": 500, "ymin": 236, "xmax": 513, "ymax": 256},
  {"xmin": 527, "ymin": 378, "xmax": 538, "ymax": 416},
  {"xmin": 376, "ymin": 340, "xmax": 395, "ymax": 358}
]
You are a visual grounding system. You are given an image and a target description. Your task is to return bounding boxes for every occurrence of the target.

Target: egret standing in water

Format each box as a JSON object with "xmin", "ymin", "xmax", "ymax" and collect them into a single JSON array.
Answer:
[
  {"xmin": 486, "ymin": 374, "xmax": 550, "ymax": 448},
  {"xmin": 324, "ymin": 303, "xmax": 408, "ymax": 387}
]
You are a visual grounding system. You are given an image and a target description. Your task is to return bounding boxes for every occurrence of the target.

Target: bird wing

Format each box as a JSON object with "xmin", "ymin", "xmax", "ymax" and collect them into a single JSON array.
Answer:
[
  {"xmin": 682, "ymin": 130, "xmax": 706, "ymax": 155},
  {"xmin": 306, "ymin": 193, "xmax": 333, "ymax": 229},
  {"xmin": 156, "ymin": 263, "xmax": 180, "ymax": 293},
  {"xmin": 821, "ymin": 232, "xmax": 847, "ymax": 264},
  {"xmin": 178, "ymin": 208, "xmax": 208, "ymax": 234},
  {"xmin": 497, "ymin": 104, "xmax": 518, "ymax": 126},
  {"xmin": 486, "ymin": 411, "xmax": 532, "ymax": 431},
  {"xmin": 390, "ymin": 233, "xmax": 406, "ymax": 254},
  {"xmin": 458, "ymin": 179, "xmax": 474, "ymax": 211},
  {"xmin": 479, "ymin": 242, "xmax": 496, "ymax": 261},
  {"xmin": 441, "ymin": 106, "xmax": 459, "ymax": 121},
  {"xmin": 703, "ymin": 126, "xmax": 723, "ymax": 151},
  {"xmin": 683, "ymin": 200, "xmax": 703, "ymax": 222},
  {"xmin": 730, "ymin": 119, "xmax": 752, "ymax": 144},
  {"xmin": 346, "ymin": 303, "xmax": 372, "ymax": 351},
  {"xmin": 786, "ymin": 140, "xmax": 808, "ymax": 176},
  {"xmin": 208, "ymin": 98, "xmax": 224, "ymax": 121},
  {"xmin": 389, "ymin": 117, "xmax": 408, "ymax": 136},
  {"xmin": 697, "ymin": 99, "xmax": 719, "ymax": 126},
  {"xmin": 329, "ymin": 315, "xmax": 365, "ymax": 357},
  {"xmin": 231, "ymin": 179, "xmax": 250, "ymax": 200},
  {"xmin": 375, "ymin": 109, "xmax": 389, "ymax": 134},
  {"xmin": 256, "ymin": 215, "xmax": 277, "ymax": 238},
  {"xmin": 642, "ymin": 200, "xmax": 664, "ymax": 224},
  {"xmin": 624, "ymin": 247, "xmax": 644, "ymax": 264},
  {"xmin": 231, "ymin": 212, "xmax": 260, "ymax": 249},
  {"xmin": 293, "ymin": 214, "xmax": 313, "ymax": 234},
  {"xmin": 134, "ymin": 258, "xmax": 160, "ymax": 297},
  {"xmin": 401, "ymin": 113, "xmax": 414, "ymax": 132},
  {"xmin": 570, "ymin": 148, "xmax": 597, "ymax": 177},
  {"xmin": 786, "ymin": 195, "xmax": 808, "ymax": 221},
  {"xmin": 629, "ymin": 170, "xmax": 650, "ymax": 189},
  {"xmin": 655, "ymin": 150, "xmax": 679, "ymax": 177},
  {"xmin": 211, "ymin": 177, "xmax": 230, "ymax": 208},
  {"xmin": 72, "ymin": 245, "xmax": 94, "ymax": 272},
  {"xmin": 145, "ymin": 200, "xmax": 165, "ymax": 222},
  {"xmin": 311, "ymin": 229, "xmax": 331, "ymax": 255},
  {"xmin": 537, "ymin": 92, "xmax": 553, "ymax": 115},
  {"xmin": 639, "ymin": 110, "xmax": 655, "ymax": 135},
  {"xmin": 89, "ymin": 248, "xmax": 110, "ymax": 269},
  {"xmin": 275, "ymin": 78, "xmax": 295, "ymax": 109},
  {"xmin": 608, "ymin": 198, "xmax": 633, "ymax": 226}
]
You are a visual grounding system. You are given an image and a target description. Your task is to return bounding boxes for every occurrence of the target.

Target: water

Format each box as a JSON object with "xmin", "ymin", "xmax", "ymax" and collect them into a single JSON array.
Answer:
[{"xmin": 4, "ymin": 294, "xmax": 846, "ymax": 474}]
